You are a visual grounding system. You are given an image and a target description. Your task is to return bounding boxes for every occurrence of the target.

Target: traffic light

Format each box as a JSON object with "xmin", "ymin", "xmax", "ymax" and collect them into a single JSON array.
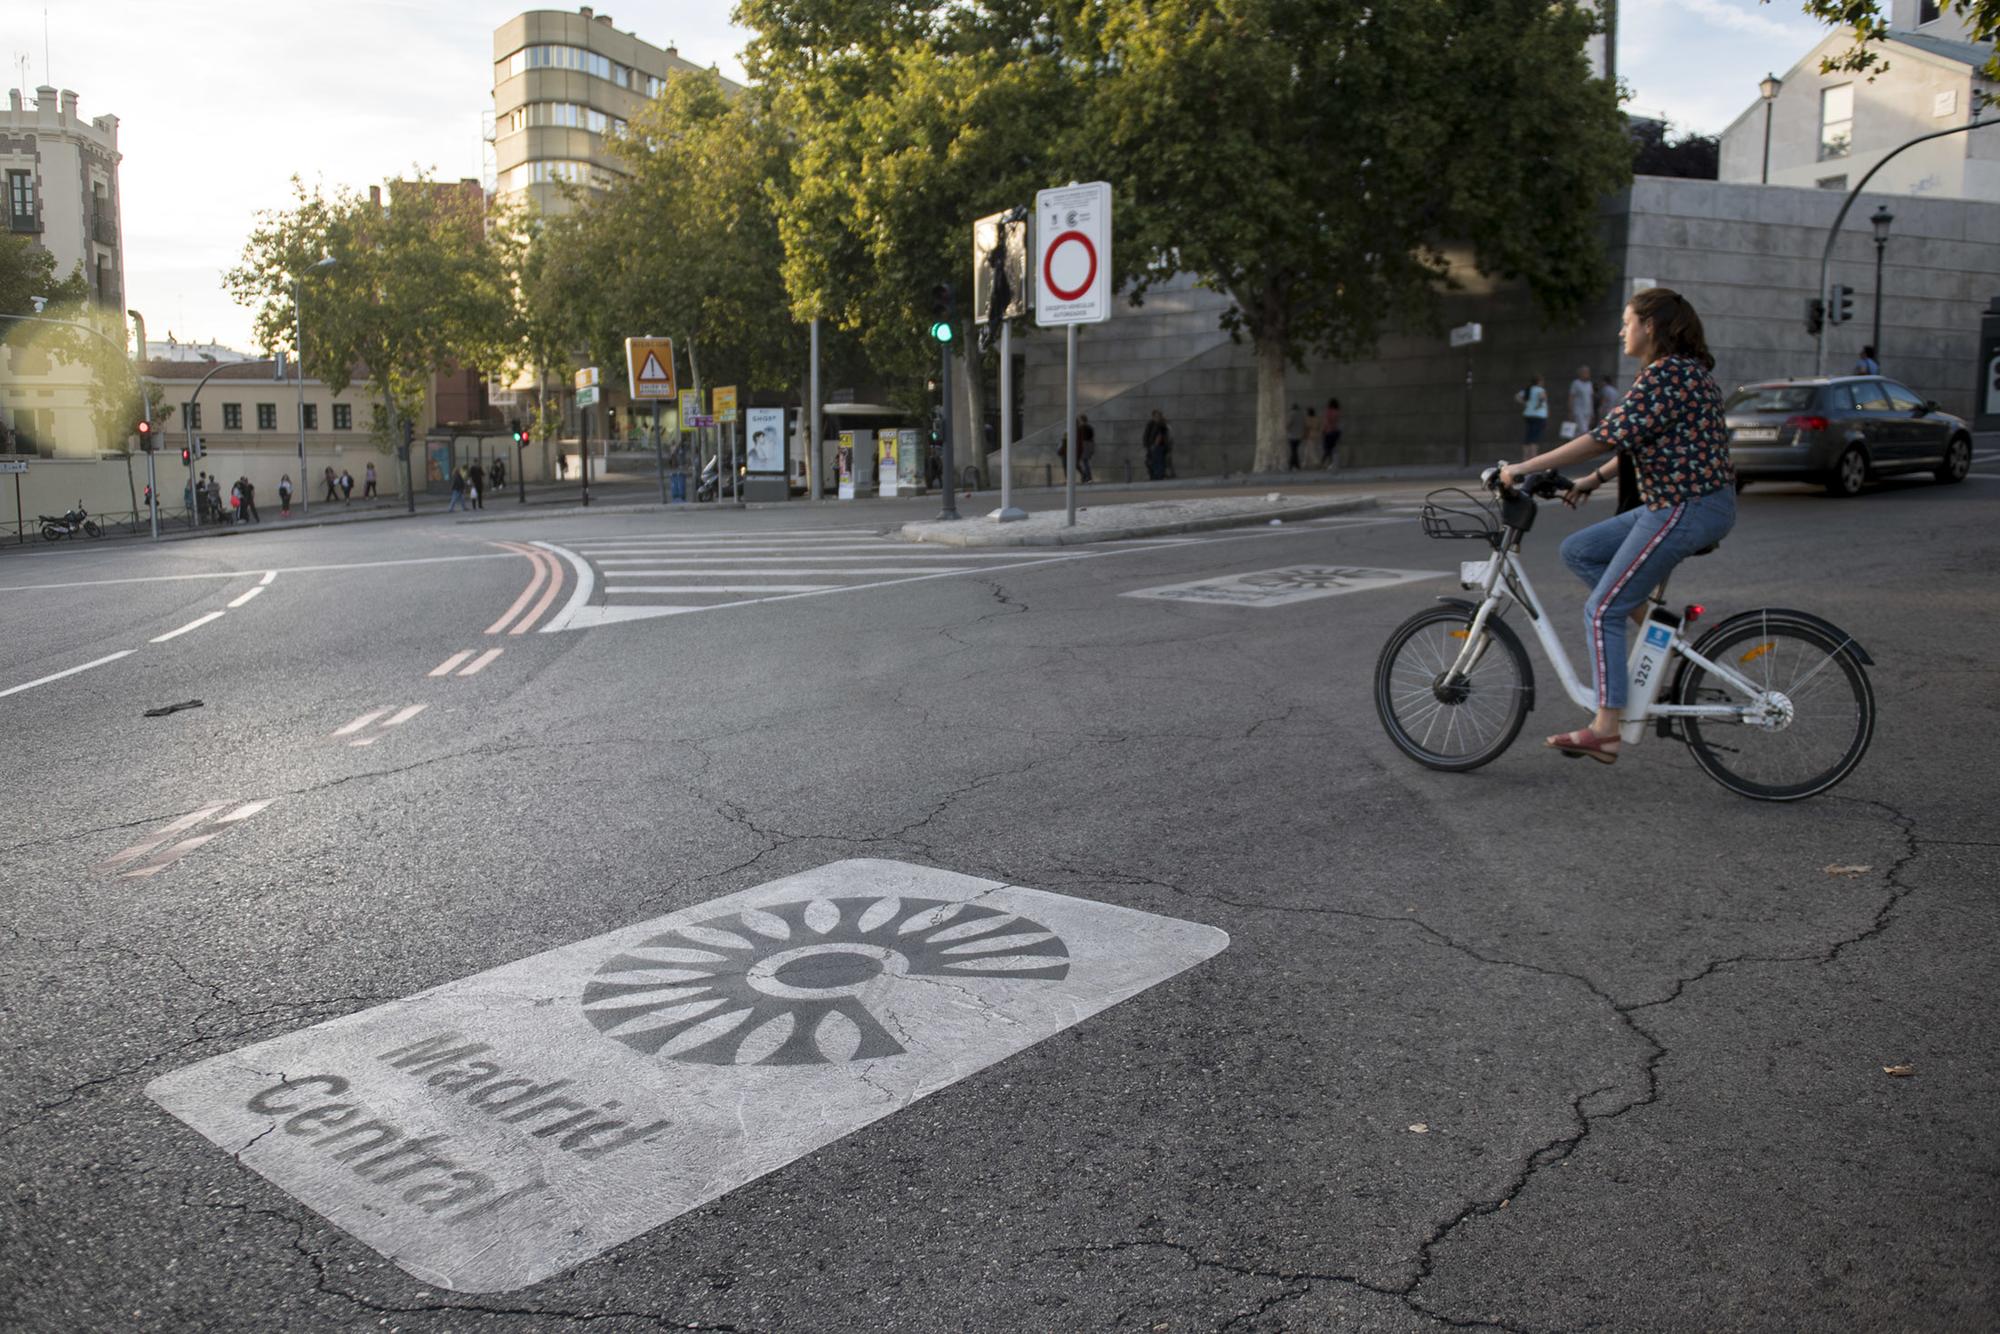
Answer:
[
  {"xmin": 1805, "ymin": 297, "xmax": 1825, "ymax": 337},
  {"xmin": 510, "ymin": 417, "xmax": 522, "ymax": 446},
  {"xmin": 1832, "ymin": 285, "xmax": 1856, "ymax": 325},
  {"xmin": 181, "ymin": 445, "xmax": 191, "ymax": 465},
  {"xmin": 520, "ymin": 424, "xmax": 532, "ymax": 448},
  {"xmin": 135, "ymin": 419, "xmax": 155, "ymax": 452},
  {"xmin": 193, "ymin": 436, "xmax": 206, "ymax": 459},
  {"xmin": 928, "ymin": 283, "xmax": 955, "ymax": 343}
]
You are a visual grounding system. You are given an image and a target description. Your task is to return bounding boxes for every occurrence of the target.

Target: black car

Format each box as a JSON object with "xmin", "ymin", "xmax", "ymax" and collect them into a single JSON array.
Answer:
[{"xmin": 1724, "ymin": 376, "xmax": 1974, "ymax": 497}]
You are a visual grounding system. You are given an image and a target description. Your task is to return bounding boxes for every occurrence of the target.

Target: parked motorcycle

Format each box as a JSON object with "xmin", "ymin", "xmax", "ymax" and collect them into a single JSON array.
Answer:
[
  {"xmin": 694, "ymin": 455, "xmax": 740, "ymax": 502},
  {"xmin": 39, "ymin": 502, "xmax": 104, "ymax": 542}
]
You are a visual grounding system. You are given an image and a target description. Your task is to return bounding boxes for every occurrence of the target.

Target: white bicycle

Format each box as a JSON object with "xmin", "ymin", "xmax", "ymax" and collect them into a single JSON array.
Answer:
[{"xmin": 1374, "ymin": 469, "xmax": 1875, "ymax": 802}]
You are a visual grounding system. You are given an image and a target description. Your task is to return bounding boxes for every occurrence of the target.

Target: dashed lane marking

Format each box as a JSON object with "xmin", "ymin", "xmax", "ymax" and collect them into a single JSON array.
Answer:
[
  {"xmin": 150, "ymin": 610, "xmax": 227, "ymax": 643},
  {"xmin": 459, "ymin": 648, "xmax": 504, "ymax": 676},
  {"xmin": 429, "ymin": 651, "xmax": 475, "ymax": 677},
  {"xmin": 340, "ymin": 703, "xmax": 429, "ymax": 747},
  {"xmin": 332, "ymin": 708, "xmax": 393, "ymax": 737},
  {"xmin": 101, "ymin": 799, "xmax": 277, "ymax": 879},
  {"xmin": 0, "ymin": 649, "xmax": 137, "ymax": 700}
]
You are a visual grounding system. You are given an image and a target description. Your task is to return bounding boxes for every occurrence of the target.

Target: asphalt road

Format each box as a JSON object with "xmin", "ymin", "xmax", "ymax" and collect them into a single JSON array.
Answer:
[{"xmin": 2, "ymin": 463, "xmax": 1996, "ymax": 1332}]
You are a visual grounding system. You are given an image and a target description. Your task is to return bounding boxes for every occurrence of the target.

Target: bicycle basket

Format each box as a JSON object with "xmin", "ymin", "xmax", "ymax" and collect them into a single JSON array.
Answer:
[{"xmin": 1420, "ymin": 488, "xmax": 1501, "ymax": 544}]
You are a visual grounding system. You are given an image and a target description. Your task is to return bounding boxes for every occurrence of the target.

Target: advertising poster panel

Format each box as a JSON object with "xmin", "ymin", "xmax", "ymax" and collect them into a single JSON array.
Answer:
[{"xmin": 744, "ymin": 408, "xmax": 785, "ymax": 474}]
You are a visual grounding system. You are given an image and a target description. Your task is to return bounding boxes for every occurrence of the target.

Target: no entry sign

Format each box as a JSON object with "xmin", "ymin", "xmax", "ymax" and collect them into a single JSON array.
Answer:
[{"xmin": 1035, "ymin": 182, "xmax": 1111, "ymax": 326}]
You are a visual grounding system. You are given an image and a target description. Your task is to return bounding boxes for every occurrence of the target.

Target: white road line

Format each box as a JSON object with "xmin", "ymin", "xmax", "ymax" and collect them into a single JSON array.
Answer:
[
  {"xmin": 96, "ymin": 802, "xmax": 232, "ymax": 870},
  {"xmin": 333, "ymin": 707, "xmax": 393, "ymax": 737},
  {"xmin": 593, "ymin": 551, "xmax": 1041, "ymax": 562},
  {"xmin": 383, "ymin": 704, "xmax": 427, "ymax": 727},
  {"xmin": 458, "ymin": 648, "xmax": 504, "ymax": 676},
  {"xmin": 0, "ymin": 552, "xmax": 514, "ymax": 595},
  {"xmin": 227, "ymin": 585, "xmax": 266, "ymax": 608},
  {"xmin": 607, "ymin": 585, "xmax": 838, "ymax": 594},
  {"xmin": 258, "ymin": 570, "xmax": 277, "ymax": 586},
  {"xmin": 0, "ymin": 649, "xmax": 137, "ymax": 700},
  {"xmin": 602, "ymin": 565, "xmax": 974, "ymax": 575},
  {"xmin": 430, "ymin": 651, "xmax": 475, "ymax": 677},
  {"xmin": 1966, "ymin": 472, "xmax": 2000, "ymax": 481},
  {"xmin": 217, "ymin": 798, "xmax": 277, "ymax": 824},
  {"xmin": 150, "ymin": 611, "xmax": 227, "ymax": 643},
  {"xmin": 536, "ymin": 542, "xmax": 597, "ymax": 634}
]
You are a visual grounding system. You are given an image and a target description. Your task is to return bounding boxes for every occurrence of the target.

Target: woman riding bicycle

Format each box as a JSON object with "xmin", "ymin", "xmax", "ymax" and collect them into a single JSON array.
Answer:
[{"xmin": 1498, "ymin": 287, "xmax": 1737, "ymax": 764}]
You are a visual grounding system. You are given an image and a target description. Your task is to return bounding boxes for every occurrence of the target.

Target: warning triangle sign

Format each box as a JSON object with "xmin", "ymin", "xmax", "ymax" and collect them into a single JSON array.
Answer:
[{"xmin": 638, "ymin": 351, "xmax": 669, "ymax": 383}]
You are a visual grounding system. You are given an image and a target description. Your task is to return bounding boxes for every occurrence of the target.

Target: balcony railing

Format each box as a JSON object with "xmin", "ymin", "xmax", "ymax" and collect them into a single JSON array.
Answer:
[
  {"xmin": 7, "ymin": 211, "xmax": 39, "ymax": 234},
  {"xmin": 91, "ymin": 212, "xmax": 116, "ymax": 245}
]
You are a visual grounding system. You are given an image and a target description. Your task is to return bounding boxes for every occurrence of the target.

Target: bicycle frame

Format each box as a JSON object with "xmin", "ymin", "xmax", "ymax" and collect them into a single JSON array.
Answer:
[{"xmin": 1445, "ymin": 545, "xmax": 1775, "ymax": 746}]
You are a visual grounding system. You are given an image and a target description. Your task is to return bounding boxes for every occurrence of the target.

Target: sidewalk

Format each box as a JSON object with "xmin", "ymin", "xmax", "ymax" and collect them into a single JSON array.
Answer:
[{"xmin": 901, "ymin": 492, "xmax": 1383, "ymax": 547}]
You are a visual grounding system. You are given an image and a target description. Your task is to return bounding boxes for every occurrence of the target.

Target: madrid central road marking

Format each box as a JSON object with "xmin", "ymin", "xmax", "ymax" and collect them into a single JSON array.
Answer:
[
  {"xmin": 332, "ymin": 704, "xmax": 428, "ymax": 746},
  {"xmin": 430, "ymin": 649, "xmax": 503, "ymax": 678},
  {"xmin": 147, "ymin": 858, "xmax": 1228, "ymax": 1293},
  {"xmin": 1124, "ymin": 565, "xmax": 1450, "ymax": 607}
]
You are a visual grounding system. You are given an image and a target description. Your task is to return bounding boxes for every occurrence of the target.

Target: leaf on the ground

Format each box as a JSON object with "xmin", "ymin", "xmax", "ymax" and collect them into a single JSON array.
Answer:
[
  {"xmin": 1823, "ymin": 864, "xmax": 1873, "ymax": 876},
  {"xmin": 1883, "ymin": 1064, "xmax": 1916, "ymax": 1077},
  {"xmin": 1408, "ymin": 1123, "xmax": 1429, "ymax": 1133}
]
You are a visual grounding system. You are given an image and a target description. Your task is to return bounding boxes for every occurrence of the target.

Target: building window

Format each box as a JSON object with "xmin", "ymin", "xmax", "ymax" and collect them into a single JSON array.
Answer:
[
  {"xmin": 181, "ymin": 402, "xmax": 202, "ymax": 430},
  {"xmin": 508, "ymin": 102, "xmax": 612, "ymax": 134},
  {"xmin": 6, "ymin": 170, "xmax": 33, "ymax": 230},
  {"xmin": 301, "ymin": 403, "xmax": 318, "ymax": 430},
  {"xmin": 256, "ymin": 403, "xmax": 277, "ymax": 431},
  {"xmin": 333, "ymin": 403, "xmax": 351, "ymax": 430},
  {"xmin": 1816, "ymin": 173, "xmax": 1848, "ymax": 190},
  {"xmin": 1819, "ymin": 85, "xmax": 1853, "ymax": 160},
  {"xmin": 507, "ymin": 44, "xmax": 613, "ymax": 81},
  {"xmin": 223, "ymin": 403, "xmax": 242, "ymax": 430},
  {"xmin": 1919, "ymin": 0, "xmax": 1943, "ymax": 22}
]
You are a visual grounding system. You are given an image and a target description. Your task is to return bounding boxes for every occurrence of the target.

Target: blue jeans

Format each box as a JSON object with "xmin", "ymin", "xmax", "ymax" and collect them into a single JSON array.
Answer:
[
  {"xmin": 1559, "ymin": 488, "xmax": 1736, "ymax": 709},
  {"xmin": 447, "ymin": 490, "xmax": 466, "ymax": 512}
]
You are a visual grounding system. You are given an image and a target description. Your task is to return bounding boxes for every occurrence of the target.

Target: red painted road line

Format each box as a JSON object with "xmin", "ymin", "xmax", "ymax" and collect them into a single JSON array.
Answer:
[
  {"xmin": 510, "ymin": 546, "xmax": 565, "ymax": 635},
  {"xmin": 119, "ymin": 832, "xmax": 223, "ymax": 879},
  {"xmin": 217, "ymin": 799, "xmax": 276, "ymax": 824},
  {"xmin": 430, "ymin": 651, "xmax": 474, "ymax": 677},
  {"xmin": 459, "ymin": 648, "xmax": 503, "ymax": 676},
  {"xmin": 485, "ymin": 542, "xmax": 548, "ymax": 635},
  {"xmin": 333, "ymin": 707, "xmax": 393, "ymax": 737},
  {"xmin": 96, "ymin": 802, "xmax": 231, "ymax": 871}
]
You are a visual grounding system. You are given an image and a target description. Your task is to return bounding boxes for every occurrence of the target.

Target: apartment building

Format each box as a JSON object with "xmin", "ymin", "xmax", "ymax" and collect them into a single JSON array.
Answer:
[
  {"xmin": 2, "ymin": 84, "xmax": 124, "ymax": 310},
  {"xmin": 491, "ymin": 7, "xmax": 734, "ymax": 216}
]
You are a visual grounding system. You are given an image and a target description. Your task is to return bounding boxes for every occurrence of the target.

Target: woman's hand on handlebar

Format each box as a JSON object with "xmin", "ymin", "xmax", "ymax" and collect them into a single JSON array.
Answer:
[{"xmin": 1563, "ymin": 471, "xmax": 1601, "ymax": 509}]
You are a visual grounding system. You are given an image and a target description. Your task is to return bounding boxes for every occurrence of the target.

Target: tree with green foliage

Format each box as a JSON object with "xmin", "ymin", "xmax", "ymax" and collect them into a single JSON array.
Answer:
[
  {"xmin": 1079, "ymin": 0, "xmax": 1633, "ymax": 470},
  {"xmin": 226, "ymin": 176, "xmax": 515, "ymax": 451},
  {"xmin": 740, "ymin": 0, "xmax": 1081, "ymax": 430},
  {"xmin": 1790, "ymin": 0, "xmax": 1999, "ymax": 85}
]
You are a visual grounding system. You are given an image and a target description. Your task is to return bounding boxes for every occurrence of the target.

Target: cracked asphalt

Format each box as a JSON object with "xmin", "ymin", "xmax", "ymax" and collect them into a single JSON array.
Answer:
[{"xmin": 1, "ymin": 476, "xmax": 1995, "ymax": 1331}]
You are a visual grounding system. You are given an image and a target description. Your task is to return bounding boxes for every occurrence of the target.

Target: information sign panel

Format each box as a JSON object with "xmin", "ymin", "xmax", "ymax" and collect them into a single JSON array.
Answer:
[
  {"xmin": 973, "ymin": 209, "xmax": 1031, "ymax": 323},
  {"xmin": 678, "ymin": 390, "xmax": 698, "ymax": 434},
  {"xmin": 573, "ymin": 367, "xmax": 599, "ymax": 390},
  {"xmin": 1034, "ymin": 182, "xmax": 1112, "ymax": 327},
  {"xmin": 576, "ymin": 386, "xmax": 600, "ymax": 409},
  {"xmin": 712, "ymin": 386, "xmax": 738, "ymax": 423},
  {"xmin": 623, "ymin": 338, "xmax": 676, "ymax": 400}
]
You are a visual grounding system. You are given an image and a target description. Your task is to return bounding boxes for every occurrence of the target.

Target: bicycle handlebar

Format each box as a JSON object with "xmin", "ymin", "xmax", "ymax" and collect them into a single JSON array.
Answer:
[{"xmin": 1482, "ymin": 464, "xmax": 1575, "ymax": 501}]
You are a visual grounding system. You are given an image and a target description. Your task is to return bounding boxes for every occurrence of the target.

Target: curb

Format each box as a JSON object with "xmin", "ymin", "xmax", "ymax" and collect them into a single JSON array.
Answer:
[{"xmin": 899, "ymin": 495, "xmax": 1382, "ymax": 547}]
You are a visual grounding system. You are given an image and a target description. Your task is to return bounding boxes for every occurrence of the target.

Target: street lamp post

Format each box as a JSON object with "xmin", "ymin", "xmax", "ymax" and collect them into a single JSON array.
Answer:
[
  {"xmin": 1759, "ymin": 73, "xmax": 1783, "ymax": 185},
  {"xmin": 292, "ymin": 255, "xmax": 336, "ymax": 515},
  {"xmin": 1869, "ymin": 204, "xmax": 1894, "ymax": 361}
]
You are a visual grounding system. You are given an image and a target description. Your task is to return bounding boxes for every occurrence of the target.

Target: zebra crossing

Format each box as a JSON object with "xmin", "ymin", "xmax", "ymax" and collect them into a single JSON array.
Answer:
[{"xmin": 545, "ymin": 527, "xmax": 1084, "ymax": 628}]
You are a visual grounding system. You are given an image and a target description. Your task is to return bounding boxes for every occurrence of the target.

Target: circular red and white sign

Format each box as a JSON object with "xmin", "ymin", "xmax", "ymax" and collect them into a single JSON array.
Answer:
[{"xmin": 1042, "ymin": 230, "xmax": 1098, "ymax": 303}]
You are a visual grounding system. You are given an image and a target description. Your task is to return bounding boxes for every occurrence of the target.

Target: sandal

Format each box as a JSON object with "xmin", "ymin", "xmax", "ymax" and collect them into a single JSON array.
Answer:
[{"xmin": 1545, "ymin": 728, "xmax": 1621, "ymax": 765}]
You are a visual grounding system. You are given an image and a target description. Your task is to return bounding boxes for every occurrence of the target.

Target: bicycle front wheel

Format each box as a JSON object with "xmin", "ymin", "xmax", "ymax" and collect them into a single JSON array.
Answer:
[
  {"xmin": 1375, "ymin": 606, "xmax": 1531, "ymax": 771},
  {"xmin": 1676, "ymin": 613, "xmax": 1874, "ymax": 801}
]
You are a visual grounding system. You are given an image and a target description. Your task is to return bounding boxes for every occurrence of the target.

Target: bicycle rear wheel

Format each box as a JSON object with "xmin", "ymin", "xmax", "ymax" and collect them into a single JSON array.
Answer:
[
  {"xmin": 1375, "ymin": 606, "xmax": 1531, "ymax": 771},
  {"xmin": 1676, "ymin": 613, "xmax": 1874, "ymax": 801}
]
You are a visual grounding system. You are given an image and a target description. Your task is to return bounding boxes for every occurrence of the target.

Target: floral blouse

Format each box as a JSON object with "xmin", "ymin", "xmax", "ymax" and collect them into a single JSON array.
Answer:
[{"xmin": 1592, "ymin": 355, "xmax": 1735, "ymax": 510}]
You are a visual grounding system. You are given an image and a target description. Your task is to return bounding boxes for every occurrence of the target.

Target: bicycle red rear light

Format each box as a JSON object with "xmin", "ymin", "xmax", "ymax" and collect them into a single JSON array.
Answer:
[
  {"xmin": 1685, "ymin": 603, "xmax": 1704, "ymax": 623},
  {"xmin": 1783, "ymin": 415, "xmax": 1830, "ymax": 432}
]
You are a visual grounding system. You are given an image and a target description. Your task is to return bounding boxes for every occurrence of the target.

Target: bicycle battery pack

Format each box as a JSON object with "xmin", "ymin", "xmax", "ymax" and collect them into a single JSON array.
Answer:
[{"xmin": 1620, "ymin": 617, "xmax": 1677, "ymax": 745}]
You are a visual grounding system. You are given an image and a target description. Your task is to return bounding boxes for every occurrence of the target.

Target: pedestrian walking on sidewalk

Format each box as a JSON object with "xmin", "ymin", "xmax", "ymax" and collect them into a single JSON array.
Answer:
[
  {"xmin": 229, "ymin": 479, "xmax": 243, "ymax": 523},
  {"xmin": 1075, "ymin": 415, "xmax": 1096, "ymax": 483},
  {"xmin": 363, "ymin": 462, "xmax": 377, "ymax": 498},
  {"xmin": 339, "ymin": 469, "xmax": 354, "ymax": 503},
  {"xmin": 206, "ymin": 475, "xmax": 224, "ymax": 524},
  {"xmin": 1144, "ymin": 409, "xmax": 1172, "ymax": 481},
  {"xmin": 468, "ymin": 461, "xmax": 487, "ymax": 510},
  {"xmin": 1516, "ymin": 375, "xmax": 1549, "ymax": 445},
  {"xmin": 323, "ymin": 467, "xmax": 339, "ymax": 504},
  {"xmin": 1595, "ymin": 375, "xmax": 1621, "ymax": 425},
  {"xmin": 1285, "ymin": 403, "xmax": 1304, "ymax": 471},
  {"xmin": 1566, "ymin": 366, "xmax": 1595, "ymax": 438},
  {"xmin": 555, "ymin": 452, "xmax": 567, "ymax": 480},
  {"xmin": 239, "ymin": 476, "xmax": 260, "ymax": 524},
  {"xmin": 447, "ymin": 468, "xmax": 468, "ymax": 513},
  {"xmin": 1852, "ymin": 345, "xmax": 1880, "ymax": 376},
  {"xmin": 1320, "ymin": 398, "xmax": 1343, "ymax": 468},
  {"xmin": 490, "ymin": 457, "xmax": 505, "ymax": 490},
  {"xmin": 278, "ymin": 474, "xmax": 293, "ymax": 517}
]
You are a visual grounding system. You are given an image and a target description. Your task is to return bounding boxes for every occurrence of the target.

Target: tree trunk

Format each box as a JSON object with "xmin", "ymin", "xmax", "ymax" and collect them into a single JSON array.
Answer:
[{"xmin": 1252, "ymin": 335, "xmax": 1288, "ymax": 474}]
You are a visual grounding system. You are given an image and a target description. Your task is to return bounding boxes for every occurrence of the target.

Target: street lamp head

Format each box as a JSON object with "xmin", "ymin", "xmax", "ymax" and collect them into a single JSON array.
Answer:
[
  {"xmin": 1870, "ymin": 204, "xmax": 1895, "ymax": 243},
  {"xmin": 312, "ymin": 254, "xmax": 337, "ymax": 271},
  {"xmin": 1759, "ymin": 73, "xmax": 1783, "ymax": 102}
]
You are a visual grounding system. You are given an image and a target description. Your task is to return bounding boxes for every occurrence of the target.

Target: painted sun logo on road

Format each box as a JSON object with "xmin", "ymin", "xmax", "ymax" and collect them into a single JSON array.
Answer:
[{"xmin": 580, "ymin": 896, "xmax": 1071, "ymax": 1066}]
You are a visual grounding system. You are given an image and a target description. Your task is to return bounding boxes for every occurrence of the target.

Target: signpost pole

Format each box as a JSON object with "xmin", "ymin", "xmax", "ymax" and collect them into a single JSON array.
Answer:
[
  {"xmin": 996, "ymin": 320, "xmax": 1026, "ymax": 522},
  {"xmin": 1462, "ymin": 352, "xmax": 1473, "ymax": 469},
  {"xmin": 732, "ymin": 419, "xmax": 744, "ymax": 510},
  {"xmin": 938, "ymin": 340, "xmax": 958, "ymax": 520},
  {"xmin": 653, "ymin": 406, "xmax": 666, "ymax": 503},
  {"xmin": 13, "ymin": 470, "xmax": 22, "ymax": 545},
  {"xmin": 1064, "ymin": 324, "xmax": 1078, "ymax": 527},
  {"xmin": 580, "ymin": 404, "xmax": 591, "ymax": 508},
  {"xmin": 809, "ymin": 319, "xmax": 823, "ymax": 502}
]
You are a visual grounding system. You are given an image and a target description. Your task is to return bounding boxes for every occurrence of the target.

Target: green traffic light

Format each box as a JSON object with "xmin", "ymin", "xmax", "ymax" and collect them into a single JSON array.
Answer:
[{"xmin": 929, "ymin": 320, "xmax": 954, "ymax": 344}]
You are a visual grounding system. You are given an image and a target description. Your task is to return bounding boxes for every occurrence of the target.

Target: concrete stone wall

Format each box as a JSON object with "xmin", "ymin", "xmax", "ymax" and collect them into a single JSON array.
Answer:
[{"xmin": 994, "ymin": 177, "xmax": 1997, "ymax": 478}]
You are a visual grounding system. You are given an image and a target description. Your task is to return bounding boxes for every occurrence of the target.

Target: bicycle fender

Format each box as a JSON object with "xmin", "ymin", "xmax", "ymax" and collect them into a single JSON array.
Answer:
[
  {"xmin": 1432, "ymin": 597, "xmax": 1536, "ymax": 711},
  {"xmin": 1692, "ymin": 608, "xmax": 1874, "ymax": 666}
]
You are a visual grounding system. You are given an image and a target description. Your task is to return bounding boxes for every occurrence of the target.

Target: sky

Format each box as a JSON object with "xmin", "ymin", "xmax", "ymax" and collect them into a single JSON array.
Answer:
[{"xmin": 3, "ymin": 0, "xmax": 1836, "ymax": 354}]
